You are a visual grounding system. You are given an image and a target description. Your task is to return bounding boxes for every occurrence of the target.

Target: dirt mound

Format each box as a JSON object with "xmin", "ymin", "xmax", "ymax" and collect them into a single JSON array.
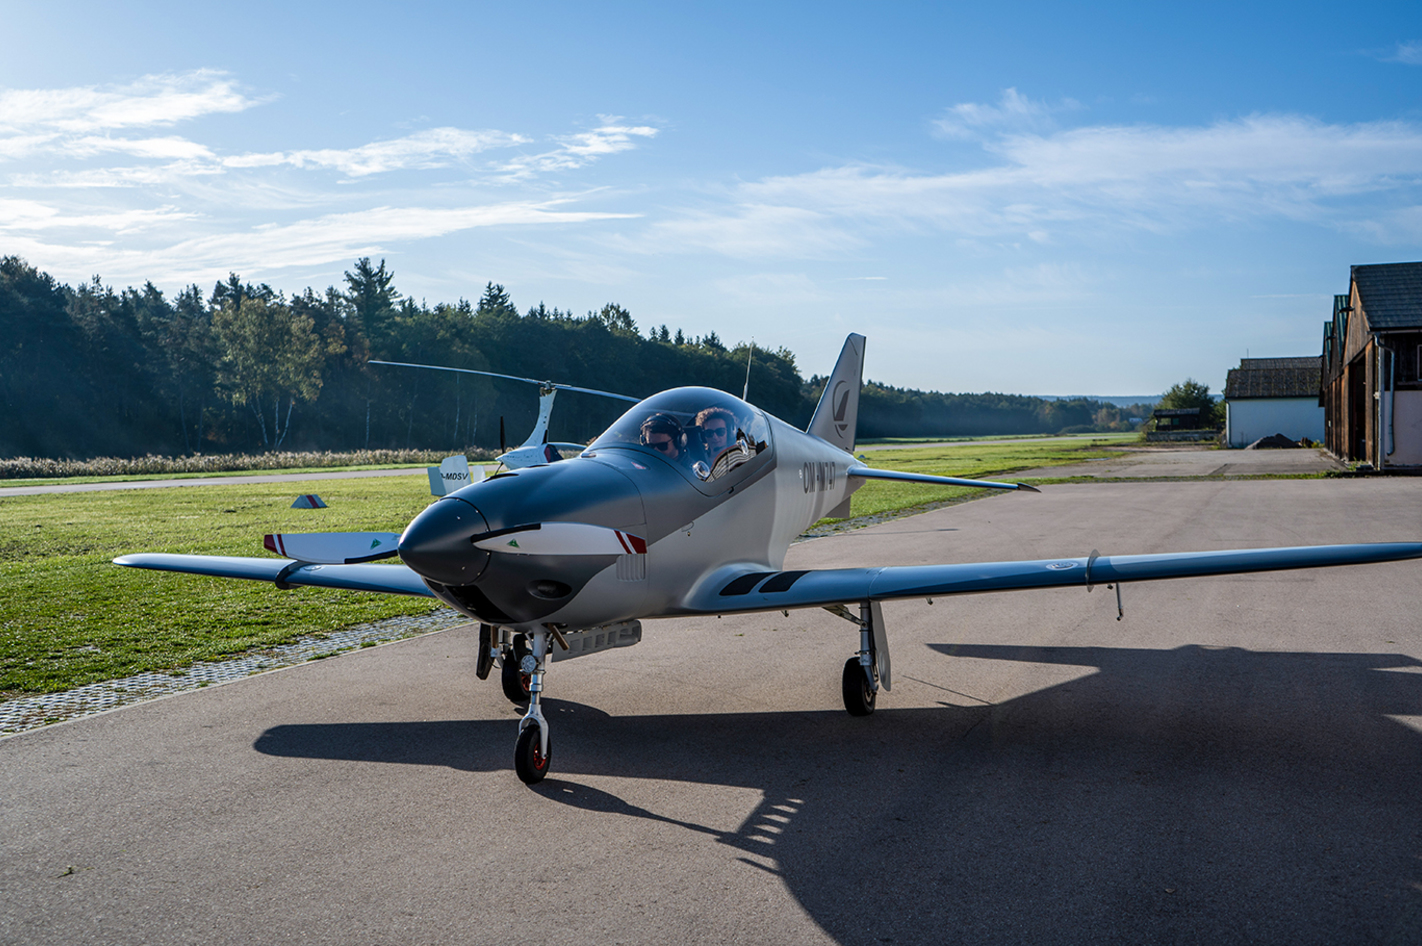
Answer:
[{"xmin": 1245, "ymin": 433, "xmax": 1305, "ymax": 449}]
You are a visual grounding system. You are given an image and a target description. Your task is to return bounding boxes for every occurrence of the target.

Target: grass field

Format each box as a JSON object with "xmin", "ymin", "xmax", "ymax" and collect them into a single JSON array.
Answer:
[
  {"xmin": 0, "ymin": 436, "xmax": 1134, "ymax": 697},
  {"xmin": 0, "ymin": 478, "xmax": 443, "ymax": 698}
]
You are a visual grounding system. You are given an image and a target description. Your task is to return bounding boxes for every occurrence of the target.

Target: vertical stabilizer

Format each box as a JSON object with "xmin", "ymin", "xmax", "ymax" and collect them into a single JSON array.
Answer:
[
  {"xmin": 521, "ymin": 387, "xmax": 557, "ymax": 448},
  {"xmin": 807, "ymin": 334, "xmax": 865, "ymax": 451}
]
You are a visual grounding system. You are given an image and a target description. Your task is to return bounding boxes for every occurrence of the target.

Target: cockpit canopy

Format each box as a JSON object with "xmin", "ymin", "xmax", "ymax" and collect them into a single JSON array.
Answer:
[{"xmin": 590, "ymin": 387, "xmax": 772, "ymax": 483}]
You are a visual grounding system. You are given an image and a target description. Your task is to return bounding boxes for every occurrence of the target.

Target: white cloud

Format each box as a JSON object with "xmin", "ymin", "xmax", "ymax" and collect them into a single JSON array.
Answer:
[
  {"xmin": 8, "ymin": 200, "xmax": 640, "ymax": 286},
  {"xmin": 1384, "ymin": 41, "xmax": 1422, "ymax": 65},
  {"xmin": 499, "ymin": 119, "xmax": 658, "ymax": 177},
  {"xmin": 0, "ymin": 198, "xmax": 194, "ymax": 232},
  {"xmin": 655, "ymin": 113, "xmax": 1422, "ymax": 257},
  {"xmin": 934, "ymin": 88, "xmax": 1080, "ymax": 139},
  {"xmin": 0, "ymin": 70, "xmax": 263, "ymax": 135},
  {"xmin": 225, "ymin": 127, "xmax": 529, "ymax": 177}
]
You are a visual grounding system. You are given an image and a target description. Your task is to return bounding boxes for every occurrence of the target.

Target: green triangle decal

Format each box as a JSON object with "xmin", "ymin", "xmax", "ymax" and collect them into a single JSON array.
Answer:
[{"xmin": 508, "ymin": 539, "xmax": 520, "ymax": 548}]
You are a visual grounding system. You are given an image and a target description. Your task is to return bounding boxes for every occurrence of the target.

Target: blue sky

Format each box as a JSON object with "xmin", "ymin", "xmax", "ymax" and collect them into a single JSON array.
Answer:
[{"xmin": 3, "ymin": 1, "xmax": 1421, "ymax": 396}]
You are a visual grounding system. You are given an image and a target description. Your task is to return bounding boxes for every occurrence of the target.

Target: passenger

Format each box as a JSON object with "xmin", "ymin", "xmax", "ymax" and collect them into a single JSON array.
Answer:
[
  {"xmin": 640, "ymin": 413, "xmax": 687, "ymax": 464},
  {"xmin": 695, "ymin": 406, "xmax": 737, "ymax": 462}
]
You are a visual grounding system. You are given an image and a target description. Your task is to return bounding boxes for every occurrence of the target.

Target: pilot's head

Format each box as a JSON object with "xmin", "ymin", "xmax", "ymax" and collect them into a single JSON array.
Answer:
[
  {"xmin": 640, "ymin": 413, "xmax": 683, "ymax": 460},
  {"xmin": 696, "ymin": 407, "xmax": 736, "ymax": 455}
]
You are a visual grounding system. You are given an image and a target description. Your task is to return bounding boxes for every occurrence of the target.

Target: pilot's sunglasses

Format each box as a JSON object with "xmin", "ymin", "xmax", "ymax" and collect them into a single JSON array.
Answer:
[{"xmin": 648, "ymin": 439, "xmax": 675, "ymax": 452}]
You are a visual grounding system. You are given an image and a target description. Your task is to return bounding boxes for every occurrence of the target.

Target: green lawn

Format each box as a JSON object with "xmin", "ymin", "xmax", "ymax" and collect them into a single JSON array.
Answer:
[
  {"xmin": 0, "ymin": 480, "xmax": 444, "ymax": 697},
  {"xmin": 0, "ymin": 436, "xmax": 1133, "ymax": 697}
]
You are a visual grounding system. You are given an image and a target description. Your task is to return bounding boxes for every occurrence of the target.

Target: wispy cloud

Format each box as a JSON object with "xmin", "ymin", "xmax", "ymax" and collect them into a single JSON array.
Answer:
[
  {"xmin": 933, "ymin": 88, "xmax": 1081, "ymax": 139},
  {"xmin": 6, "ymin": 200, "xmax": 640, "ymax": 286},
  {"xmin": 225, "ymin": 127, "xmax": 529, "ymax": 177},
  {"xmin": 651, "ymin": 111, "xmax": 1422, "ymax": 257},
  {"xmin": 1383, "ymin": 41, "xmax": 1422, "ymax": 65},
  {"xmin": 499, "ymin": 118, "xmax": 658, "ymax": 178},
  {"xmin": 0, "ymin": 70, "xmax": 264, "ymax": 135}
]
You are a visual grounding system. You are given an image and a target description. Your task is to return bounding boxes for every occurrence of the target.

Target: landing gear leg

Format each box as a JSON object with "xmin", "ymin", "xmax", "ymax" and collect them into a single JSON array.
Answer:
[
  {"xmin": 842, "ymin": 612, "xmax": 878, "ymax": 716},
  {"xmin": 500, "ymin": 632, "xmax": 531, "ymax": 704},
  {"xmin": 514, "ymin": 629, "xmax": 552, "ymax": 784}
]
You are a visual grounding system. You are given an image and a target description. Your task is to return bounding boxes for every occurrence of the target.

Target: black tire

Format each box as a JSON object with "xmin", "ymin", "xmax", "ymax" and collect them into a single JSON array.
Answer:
[
  {"xmin": 500, "ymin": 634, "xmax": 531, "ymax": 704},
  {"xmin": 842, "ymin": 656, "xmax": 876, "ymax": 716},
  {"xmin": 514, "ymin": 723, "xmax": 551, "ymax": 784}
]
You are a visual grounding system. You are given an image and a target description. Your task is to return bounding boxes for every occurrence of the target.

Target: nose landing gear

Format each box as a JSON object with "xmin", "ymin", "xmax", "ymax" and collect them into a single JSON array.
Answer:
[{"xmin": 513, "ymin": 628, "xmax": 551, "ymax": 784}]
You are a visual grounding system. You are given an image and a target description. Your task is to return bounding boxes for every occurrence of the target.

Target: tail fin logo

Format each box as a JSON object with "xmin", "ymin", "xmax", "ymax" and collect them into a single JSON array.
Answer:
[{"xmin": 832, "ymin": 381, "xmax": 851, "ymax": 436}]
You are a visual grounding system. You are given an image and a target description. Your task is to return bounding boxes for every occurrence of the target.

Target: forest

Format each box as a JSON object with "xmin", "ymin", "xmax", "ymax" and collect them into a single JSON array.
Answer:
[{"xmin": 0, "ymin": 255, "xmax": 1149, "ymax": 461}]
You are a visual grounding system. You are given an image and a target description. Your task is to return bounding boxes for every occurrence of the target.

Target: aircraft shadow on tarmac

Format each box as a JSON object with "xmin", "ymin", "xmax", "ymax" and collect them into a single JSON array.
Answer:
[{"xmin": 255, "ymin": 644, "xmax": 1422, "ymax": 946}]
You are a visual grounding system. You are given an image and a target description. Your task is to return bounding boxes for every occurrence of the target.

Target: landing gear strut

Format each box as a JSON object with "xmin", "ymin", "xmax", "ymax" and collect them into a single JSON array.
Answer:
[
  {"xmin": 840, "ymin": 599, "xmax": 889, "ymax": 716},
  {"xmin": 500, "ymin": 632, "xmax": 531, "ymax": 704},
  {"xmin": 513, "ymin": 628, "xmax": 552, "ymax": 784}
]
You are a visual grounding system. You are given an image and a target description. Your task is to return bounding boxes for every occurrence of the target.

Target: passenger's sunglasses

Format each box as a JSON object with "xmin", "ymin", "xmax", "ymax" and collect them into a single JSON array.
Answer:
[{"xmin": 704, "ymin": 426, "xmax": 728, "ymax": 440}]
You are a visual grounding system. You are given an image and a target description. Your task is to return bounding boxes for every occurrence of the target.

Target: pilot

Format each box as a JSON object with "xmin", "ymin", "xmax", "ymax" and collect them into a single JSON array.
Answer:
[
  {"xmin": 640, "ymin": 413, "xmax": 687, "ymax": 464},
  {"xmin": 695, "ymin": 406, "xmax": 737, "ymax": 461}
]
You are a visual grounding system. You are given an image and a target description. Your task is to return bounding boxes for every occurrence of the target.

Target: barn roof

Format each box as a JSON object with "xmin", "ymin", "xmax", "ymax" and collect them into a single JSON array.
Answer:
[
  {"xmin": 1353, "ymin": 261, "xmax": 1422, "ymax": 330},
  {"xmin": 1224, "ymin": 357, "xmax": 1320, "ymax": 399}
]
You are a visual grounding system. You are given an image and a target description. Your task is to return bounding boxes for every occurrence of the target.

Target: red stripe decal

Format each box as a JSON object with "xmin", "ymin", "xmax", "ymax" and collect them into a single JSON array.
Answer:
[
  {"xmin": 629, "ymin": 534, "xmax": 647, "ymax": 554},
  {"xmin": 264, "ymin": 534, "xmax": 277, "ymax": 554},
  {"xmin": 615, "ymin": 531, "xmax": 632, "ymax": 554}
]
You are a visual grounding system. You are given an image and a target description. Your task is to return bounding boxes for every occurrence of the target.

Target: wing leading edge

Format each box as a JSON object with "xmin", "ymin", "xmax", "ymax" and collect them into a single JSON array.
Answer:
[
  {"xmin": 681, "ymin": 542, "xmax": 1422, "ymax": 616},
  {"xmin": 113, "ymin": 554, "xmax": 435, "ymax": 597}
]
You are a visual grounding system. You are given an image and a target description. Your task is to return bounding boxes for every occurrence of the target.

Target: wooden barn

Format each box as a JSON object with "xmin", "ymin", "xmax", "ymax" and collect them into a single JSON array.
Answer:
[{"xmin": 1320, "ymin": 261, "xmax": 1422, "ymax": 469}]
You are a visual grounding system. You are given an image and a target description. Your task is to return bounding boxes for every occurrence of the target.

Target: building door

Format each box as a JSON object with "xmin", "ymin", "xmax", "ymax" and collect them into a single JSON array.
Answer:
[{"xmin": 1348, "ymin": 361, "xmax": 1368, "ymax": 461}]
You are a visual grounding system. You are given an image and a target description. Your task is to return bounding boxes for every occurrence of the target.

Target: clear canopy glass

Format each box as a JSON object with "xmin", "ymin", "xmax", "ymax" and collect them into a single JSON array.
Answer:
[{"xmin": 589, "ymin": 387, "xmax": 772, "ymax": 481}]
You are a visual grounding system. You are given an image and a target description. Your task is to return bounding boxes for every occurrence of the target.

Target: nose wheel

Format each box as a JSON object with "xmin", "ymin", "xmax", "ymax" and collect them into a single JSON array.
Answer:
[{"xmin": 515, "ymin": 722, "xmax": 551, "ymax": 783}]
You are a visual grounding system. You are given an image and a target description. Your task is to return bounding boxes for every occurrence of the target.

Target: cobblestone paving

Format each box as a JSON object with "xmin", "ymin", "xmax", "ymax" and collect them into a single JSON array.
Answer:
[{"xmin": 0, "ymin": 609, "xmax": 470, "ymax": 737}]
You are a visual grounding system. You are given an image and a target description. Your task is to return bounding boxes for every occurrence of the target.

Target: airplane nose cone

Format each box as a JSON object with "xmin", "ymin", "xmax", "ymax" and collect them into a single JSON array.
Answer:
[{"xmin": 398, "ymin": 497, "xmax": 491, "ymax": 586}]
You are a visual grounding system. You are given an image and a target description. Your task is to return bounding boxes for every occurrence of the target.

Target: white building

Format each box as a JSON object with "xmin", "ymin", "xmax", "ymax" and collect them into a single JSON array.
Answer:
[{"xmin": 1223, "ymin": 357, "xmax": 1323, "ymax": 448}]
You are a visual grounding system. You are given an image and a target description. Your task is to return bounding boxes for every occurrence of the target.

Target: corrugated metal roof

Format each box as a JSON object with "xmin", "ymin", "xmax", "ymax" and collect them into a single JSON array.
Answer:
[
  {"xmin": 1225, "ymin": 356, "xmax": 1320, "ymax": 399},
  {"xmin": 1353, "ymin": 261, "xmax": 1422, "ymax": 330}
]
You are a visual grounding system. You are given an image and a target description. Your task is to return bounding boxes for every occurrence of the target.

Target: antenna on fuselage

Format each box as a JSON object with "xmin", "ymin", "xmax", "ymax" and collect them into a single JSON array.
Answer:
[{"xmin": 743, "ymin": 338, "xmax": 755, "ymax": 401}]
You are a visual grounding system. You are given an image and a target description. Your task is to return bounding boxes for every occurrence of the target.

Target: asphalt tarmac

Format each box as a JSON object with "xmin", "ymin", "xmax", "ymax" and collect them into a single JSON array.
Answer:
[{"xmin": 3, "ymin": 477, "xmax": 1420, "ymax": 945}]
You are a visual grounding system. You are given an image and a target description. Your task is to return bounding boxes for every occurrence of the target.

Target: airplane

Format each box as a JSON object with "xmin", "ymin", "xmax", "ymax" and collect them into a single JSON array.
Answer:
[
  {"xmin": 369, "ymin": 360, "xmax": 638, "ymax": 471},
  {"xmin": 116, "ymin": 334, "xmax": 1422, "ymax": 784}
]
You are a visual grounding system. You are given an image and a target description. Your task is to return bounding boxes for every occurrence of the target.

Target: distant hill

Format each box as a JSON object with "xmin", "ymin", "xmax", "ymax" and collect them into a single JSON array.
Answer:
[{"xmin": 1041, "ymin": 395, "xmax": 1159, "ymax": 408}]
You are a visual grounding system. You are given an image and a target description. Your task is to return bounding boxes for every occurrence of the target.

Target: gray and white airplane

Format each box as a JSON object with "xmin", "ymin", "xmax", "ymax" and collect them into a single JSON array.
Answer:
[{"xmin": 116, "ymin": 335, "xmax": 1422, "ymax": 783}]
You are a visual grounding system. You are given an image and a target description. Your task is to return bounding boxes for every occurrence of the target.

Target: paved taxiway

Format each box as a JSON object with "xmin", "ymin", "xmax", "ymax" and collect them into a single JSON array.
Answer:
[{"xmin": 3, "ymin": 476, "xmax": 1420, "ymax": 945}]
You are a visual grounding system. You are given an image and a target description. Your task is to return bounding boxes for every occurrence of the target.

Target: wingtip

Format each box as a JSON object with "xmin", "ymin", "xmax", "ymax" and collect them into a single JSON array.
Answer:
[{"xmin": 1016, "ymin": 482, "xmax": 1041, "ymax": 493}]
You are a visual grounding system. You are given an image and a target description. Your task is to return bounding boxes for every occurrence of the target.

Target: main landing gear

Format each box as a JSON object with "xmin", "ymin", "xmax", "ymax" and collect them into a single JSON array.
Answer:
[
  {"xmin": 496, "ymin": 629, "xmax": 551, "ymax": 784},
  {"xmin": 839, "ymin": 600, "xmax": 890, "ymax": 717}
]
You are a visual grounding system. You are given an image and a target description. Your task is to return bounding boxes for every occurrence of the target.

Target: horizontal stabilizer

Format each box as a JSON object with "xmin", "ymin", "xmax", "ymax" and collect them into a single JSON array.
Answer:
[
  {"xmin": 847, "ymin": 465, "xmax": 1038, "ymax": 492},
  {"xmin": 263, "ymin": 532, "xmax": 402, "ymax": 564},
  {"xmin": 114, "ymin": 554, "xmax": 434, "ymax": 597}
]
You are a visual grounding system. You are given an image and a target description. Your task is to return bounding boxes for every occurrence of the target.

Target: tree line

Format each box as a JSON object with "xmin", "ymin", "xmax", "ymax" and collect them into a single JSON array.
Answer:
[{"xmin": 0, "ymin": 255, "xmax": 1152, "ymax": 460}]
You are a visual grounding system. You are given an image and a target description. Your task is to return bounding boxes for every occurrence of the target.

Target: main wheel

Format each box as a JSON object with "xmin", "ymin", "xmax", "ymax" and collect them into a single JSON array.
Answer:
[
  {"xmin": 514, "ymin": 723, "xmax": 551, "ymax": 784},
  {"xmin": 842, "ymin": 656, "xmax": 876, "ymax": 716},
  {"xmin": 500, "ymin": 635, "xmax": 531, "ymax": 704}
]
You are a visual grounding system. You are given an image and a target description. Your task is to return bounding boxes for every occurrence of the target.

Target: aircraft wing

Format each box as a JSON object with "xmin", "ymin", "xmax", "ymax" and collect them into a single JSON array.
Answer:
[
  {"xmin": 113, "ymin": 554, "xmax": 436, "ymax": 597},
  {"xmin": 847, "ymin": 464, "xmax": 1038, "ymax": 492},
  {"xmin": 684, "ymin": 542, "xmax": 1422, "ymax": 615}
]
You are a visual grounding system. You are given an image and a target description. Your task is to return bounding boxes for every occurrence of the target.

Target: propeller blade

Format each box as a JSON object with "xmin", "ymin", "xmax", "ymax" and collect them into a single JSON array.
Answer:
[
  {"xmin": 472, "ymin": 522, "xmax": 647, "ymax": 556},
  {"xmin": 499, "ymin": 416, "xmax": 506, "ymax": 454},
  {"xmin": 264, "ymin": 532, "xmax": 402, "ymax": 564},
  {"xmin": 368, "ymin": 361, "xmax": 639, "ymax": 403}
]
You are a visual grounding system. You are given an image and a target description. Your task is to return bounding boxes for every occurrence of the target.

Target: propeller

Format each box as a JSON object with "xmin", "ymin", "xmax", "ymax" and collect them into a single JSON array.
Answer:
[
  {"xmin": 499, "ymin": 416, "xmax": 506, "ymax": 455},
  {"xmin": 471, "ymin": 522, "xmax": 647, "ymax": 556},
  {"xmin": 264, "ymin": 532, "xmax": 402, "ymax": 565}
]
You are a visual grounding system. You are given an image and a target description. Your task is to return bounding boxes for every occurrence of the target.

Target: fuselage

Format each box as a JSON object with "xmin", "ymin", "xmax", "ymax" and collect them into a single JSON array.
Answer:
[{"xmin": 397, "ymin": 386, "xmax": 859, "ymax": 631}]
